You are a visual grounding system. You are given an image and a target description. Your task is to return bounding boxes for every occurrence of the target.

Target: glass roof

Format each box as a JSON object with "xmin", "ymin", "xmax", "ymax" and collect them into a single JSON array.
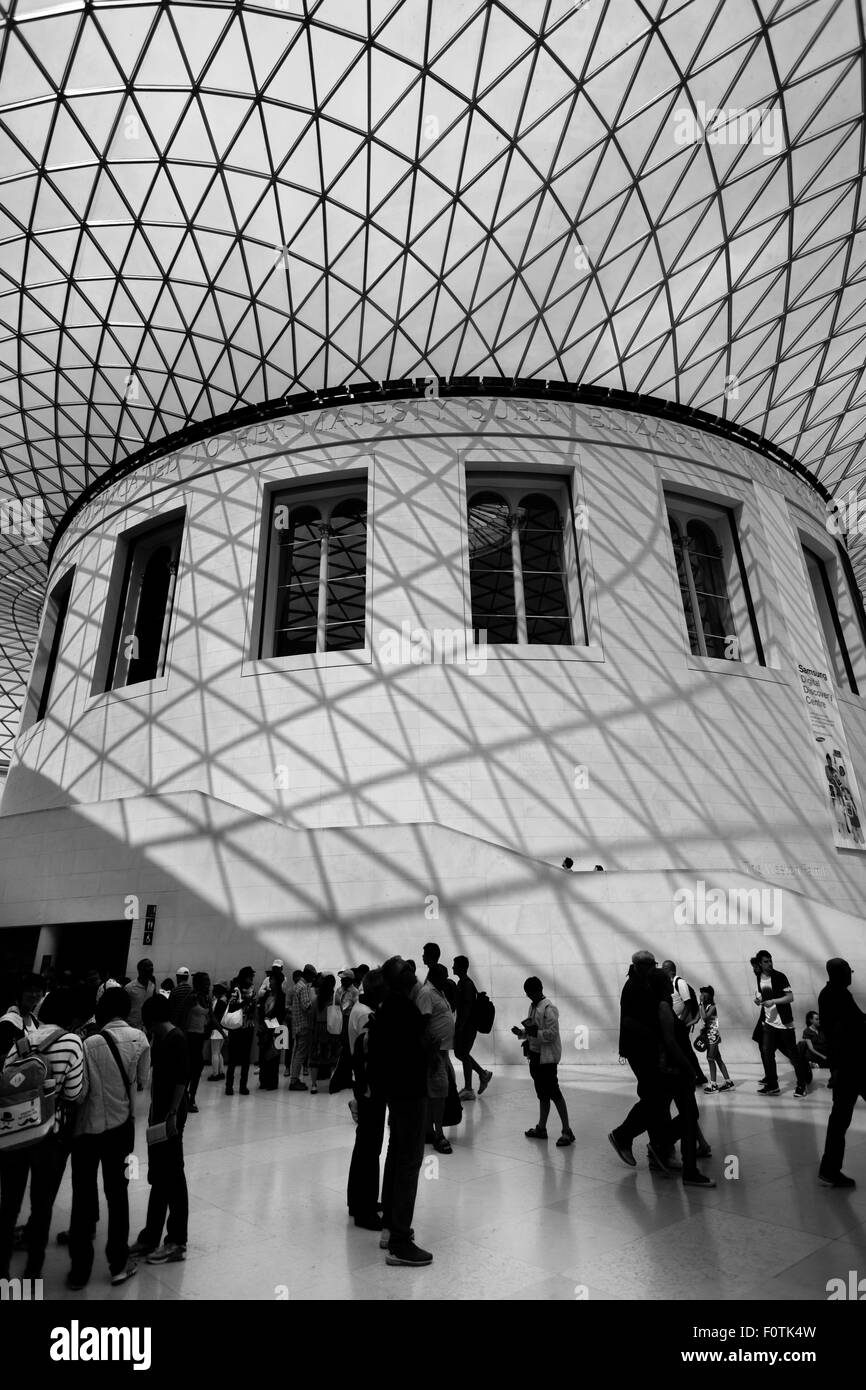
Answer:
[{"xmin": 1, "ymin": 0, "xmax": 865, "ymax": 753}]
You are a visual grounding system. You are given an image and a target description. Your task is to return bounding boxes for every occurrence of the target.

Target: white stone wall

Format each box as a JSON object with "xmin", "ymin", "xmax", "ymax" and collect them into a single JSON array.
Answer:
[{"xmin": 2, "ymin": 396, "xmax": 866, "ymax": 1015}]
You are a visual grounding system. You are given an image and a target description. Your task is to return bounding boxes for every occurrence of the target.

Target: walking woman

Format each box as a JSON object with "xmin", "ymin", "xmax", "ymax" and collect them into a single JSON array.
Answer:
[
  {"xmin": 699, "ymin": 986, "xmax": 733, "ymax": 1093},
  {"xmin": 224, "ymin": 967, "xmax": 256, "ymax": 1096},
  {"xmin": 308, "ymin": 974, "xmax": 342, "ymax": 1094}
]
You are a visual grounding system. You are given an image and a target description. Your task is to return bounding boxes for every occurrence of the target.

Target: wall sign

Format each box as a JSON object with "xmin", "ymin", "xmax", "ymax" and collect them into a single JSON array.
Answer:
[{"xmin": 798, "ymin": 663, "xmax": 865, "ymax": 850}]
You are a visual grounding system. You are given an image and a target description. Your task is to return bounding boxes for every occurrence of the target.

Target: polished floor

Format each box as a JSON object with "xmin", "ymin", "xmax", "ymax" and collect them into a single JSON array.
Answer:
[{"xmin": 19, "ymin": 1062, "xmax": 866, "ymax": 1302}]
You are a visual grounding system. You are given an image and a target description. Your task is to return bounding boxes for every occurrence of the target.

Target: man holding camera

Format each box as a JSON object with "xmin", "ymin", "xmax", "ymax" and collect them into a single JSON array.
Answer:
[{"xmin": 512, "ymin": 977, "xmax": 575, "ymax": 1147}]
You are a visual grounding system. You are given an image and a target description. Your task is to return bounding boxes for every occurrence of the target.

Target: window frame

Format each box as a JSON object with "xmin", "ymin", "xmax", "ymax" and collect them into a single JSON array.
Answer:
[
  {"xmin": 802, "ymin": 540, "xmax": 859, "ymax": 694},
  {"xmin": 247, "ymin": 469, "xmax": 372, "ymax": 673},
  {"xmin": 664, "ymin": 488, "xmax": 765, "ymax": 667},
  {"xmin": 90, "ymin": 506, "xmax": 186, "ymax": 697},
  {"xmin": 465, "ymin": 470, "xmax": 589, "ymax": 648},
  {"xmin": 21, "ymin": 567, "xmax": 75, "ymax": 732}
]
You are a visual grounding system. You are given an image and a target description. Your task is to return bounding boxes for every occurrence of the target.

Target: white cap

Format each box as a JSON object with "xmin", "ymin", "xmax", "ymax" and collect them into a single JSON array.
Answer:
[
  {"xmin": 176, "ymin": 966, "xmax": 190, "ymax": 977},
  {"xmin": 271, "ymin": 959, "xmax": 284, "ymax": 969}
]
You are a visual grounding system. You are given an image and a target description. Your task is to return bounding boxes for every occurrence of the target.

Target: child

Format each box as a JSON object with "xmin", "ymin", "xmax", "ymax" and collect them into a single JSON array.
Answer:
[
  {"xmin": 699, "ymin": 986, "xmax": 733, "ymax": 1093},
  {"xmin": 797, "ymin": 1010, "xmax": 830, "ymax": 1087}
]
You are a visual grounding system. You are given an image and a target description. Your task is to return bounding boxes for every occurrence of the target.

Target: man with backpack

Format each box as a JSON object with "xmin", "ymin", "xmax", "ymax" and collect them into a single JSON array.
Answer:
[
  {"xmin": 67, "ymin": 988, "xmax": 149, "ymax": 1289},
  {"xmin": 452, "ymin": 955, "xmax": 493, "ymax": 1099},
  {"xmin": 662, "ymin": 960, "xmax": 707, "ymax": 1086},
  {"xmin": 0, "ymin": 1011, "xmax": 84, "ymax": 1281}
]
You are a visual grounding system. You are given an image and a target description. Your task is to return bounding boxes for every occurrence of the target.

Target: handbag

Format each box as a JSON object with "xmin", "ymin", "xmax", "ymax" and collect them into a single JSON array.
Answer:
[
  {"xmin": 222, "ymin": 993, "xmax": 244, "ymax": 1030},
  {"xmin": 146, "ymin": 1113, "xmax": 178, "ymax": 1147},
  {"xmin": 326, "ymin": 1003, "xmax": 342, "ymax": 1036},
  {"xmin": 693, "ymin": 1029, "xmax": 708, "ymax": 1052}
]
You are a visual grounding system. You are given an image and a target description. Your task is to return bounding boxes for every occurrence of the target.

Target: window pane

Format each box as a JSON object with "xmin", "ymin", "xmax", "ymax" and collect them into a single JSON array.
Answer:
[
  {"xmin": 669, "ymin": 518, "xmax": 701, "ymax": 656},
  {"xmin": 804, "ymin": 547, "xmax": 853, "ymax": 689},
  {"xmin": 519, "ymin": 494, "xmax": 571, "ymax": 645},
  {"xmin": 275, "ymin": 626, "xmax": 317, "ymax": 657},
  {"xmin": 469, "ymin": 493, "xmax": 518, "ymax": 641},
  {"xmin": 325, "ymin": 500, "xmax": 366, "ymax": 650}
]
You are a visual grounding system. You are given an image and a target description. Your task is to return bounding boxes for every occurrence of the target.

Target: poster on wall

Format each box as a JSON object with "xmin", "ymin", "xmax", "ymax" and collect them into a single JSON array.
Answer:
[{"xmin": 798, "ymin": 662, "xmax": 866, "ymax": 850}]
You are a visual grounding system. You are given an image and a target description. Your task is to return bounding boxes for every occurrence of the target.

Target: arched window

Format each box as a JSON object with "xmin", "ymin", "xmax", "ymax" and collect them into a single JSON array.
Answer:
[
  {"xmin": 468, "ymin": 481, "xmax": 577, "ymax": 645},
  {"xmin": 665, "ymin": 491, "xmax": 762, "ymax": 663},
  {"xmin": 105, "ymin": 515, "xmax": 184, "ymax": 689},
  {"xmin": 263, "ymin": 487, "xmax": 368, "ymax": 657}
]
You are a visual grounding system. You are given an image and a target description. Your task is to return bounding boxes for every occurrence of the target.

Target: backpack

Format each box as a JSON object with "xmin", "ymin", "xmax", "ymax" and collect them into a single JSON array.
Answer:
[
  {"xmin": 0, "ymin": 1028, "xmax": 65, "ymax": 1152},
  {"xmin": 677, "ymin": 978, "xmax": 699, "ymax": 1024},
  {"xmin": 472, "ymin": 992, "xmax": 496, "ymax": 1035}
]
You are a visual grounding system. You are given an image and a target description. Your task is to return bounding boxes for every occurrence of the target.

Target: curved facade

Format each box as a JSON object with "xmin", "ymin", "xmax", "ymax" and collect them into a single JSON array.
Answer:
[{"xmin": 3, "ymin": 393, "xmax": 866, "ymax": 1061}]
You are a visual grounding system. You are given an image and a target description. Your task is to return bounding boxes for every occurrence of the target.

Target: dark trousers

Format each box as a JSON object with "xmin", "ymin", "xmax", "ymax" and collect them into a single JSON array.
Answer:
[
  {"xmin": 0, "ymin": 1133, "xmax": 65, "ymax": 1276},
  {"xmin": 821, "ymin": 1070, "xmax": 866, "ymax": 1175},
  {"xmin": 761, "ymin": 1025, "xmax": 811, "ymax": 1088},
  {"xmin": 662, "ymin": 1070, "xmax": 699, "ymax": 1174},
  {"xmin": 139, "ymin": 1130, "xmax": 188, "ymax": 1249},
  {"xmin": 615, "ymin": 1056, "xmax": 672, "ymax": 1152},
  {"xmin": 347, "ymin": 1092, "xmax": 386, "ymax": 1218},
  {"xmin": 381, "ymin": 1098, "xmax": 426, "ymax": 1247},
  {"xmin": 226, "ymin": 1029, "xmax": 253, "ymax": 1090},
  {"xmin": 69, "ymin": 1119, "xmax": 134, "ymax": 1279},
  {"xmin": 186, "ymin": 1033, "xmax": 207, "ymax": 1104},
  {"xmin": 680, "ymin": 1029, "xmax": 707, "ymax": 1083}
]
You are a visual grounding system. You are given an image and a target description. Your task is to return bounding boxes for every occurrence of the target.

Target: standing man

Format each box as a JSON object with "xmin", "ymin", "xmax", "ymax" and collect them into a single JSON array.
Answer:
[
  {"xmin": 288, "ymin": 964, "xmax": 316, "ymax": 1091},
  {"xmin": 452, "ymin": 955, "xmax": 493, "ymax": 1100},
  {"xmin": 67, "ymin": 988, "xmax": 150, "ymax": 1289},
  {"xmin": 130, "ymin": 993, "xmax": 190, "ymax": 1262},
  {"xmin": 512, "ymin": 977, "xmax": 575, "ymax": 1147},
  {"xmin": 0, "ymin": 1014, "xmax": 84, "ymax": 1281},
  {"xmin": 421, "ymin": 943, "xmax": 458, "ymax": 1010},
  {"xmin": 818, "ymin": 958, "xmax": 866, "ymax": 1188},
  {"xmin": 371, "ymin": 957, "xmax": 433, "ymax": 1267},
  {"xmin": 167, "ymin": 966, "xmax": 194, "ymax": 1027},
  {"xmin": 124, "ymin": 958, "xmax": 155, "ymax": 1031},
  {"xmin": 346, "ymin": 968, "xmax": 387, "ymax": 1229},
  {"xmin": 661, "ymin": 961, "xmax": 706, "ymax": 1086},
  {"xmin": 752, "ymin": 949, "xmax": 811, "ymax": 1097}
]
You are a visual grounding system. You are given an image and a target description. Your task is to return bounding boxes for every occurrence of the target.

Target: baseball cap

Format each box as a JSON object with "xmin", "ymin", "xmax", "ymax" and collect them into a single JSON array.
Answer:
[
  {"xmin": 338, "ymin": 969, "xmax": 354, "ymax": 981},
  {"xmin": 176, "ymin": 966, "xmax": 190, "ymax": 976},
  {"xmin": 271, "ymin": 958, "xmax": 284, "ymax": 969}
]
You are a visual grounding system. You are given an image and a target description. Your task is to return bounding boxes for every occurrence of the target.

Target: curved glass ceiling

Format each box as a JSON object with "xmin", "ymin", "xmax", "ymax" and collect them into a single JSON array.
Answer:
[{"xmin": 1, "ymin": 0, "xmax": 865, "ymax": 754}]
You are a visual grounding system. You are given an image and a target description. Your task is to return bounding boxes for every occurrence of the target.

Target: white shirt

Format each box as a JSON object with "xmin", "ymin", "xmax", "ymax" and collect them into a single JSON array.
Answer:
[
  {"xmin": 759, "ymin": 973, "xmax": 785, "ymax": 1029},
  {"xmin": 347, "ymin": 1001, "xmax": 372, "ymax": 1055},
  {"xmin": 671, "ymin": 977, "xmax": 694, "ymax": 1021}
]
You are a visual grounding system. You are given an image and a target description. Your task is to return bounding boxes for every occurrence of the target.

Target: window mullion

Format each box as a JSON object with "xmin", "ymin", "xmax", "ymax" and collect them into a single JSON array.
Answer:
[
  {"xmin": 316, "ymin": 522, "xmax": 330, "ymax": 652},
  {"xmin": 510, "ymin": 511, "xmax": 528, "ymax": 644},
  {"xmin": 682, "ymin": 535, "xmax": 708, "ymax": 658},
  {"xmin": 155, "ymin": 552, "xmax": 180, "ymax": 678}
]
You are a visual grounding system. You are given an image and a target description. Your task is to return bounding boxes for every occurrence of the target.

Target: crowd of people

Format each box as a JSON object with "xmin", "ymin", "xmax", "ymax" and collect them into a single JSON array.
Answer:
[{"xmin": 0, "ymin": 940, "xmax": 864, "ymax": 1290}]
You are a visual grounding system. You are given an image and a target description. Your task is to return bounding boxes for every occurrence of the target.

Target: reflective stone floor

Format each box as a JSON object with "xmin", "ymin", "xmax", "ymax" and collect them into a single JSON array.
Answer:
[{"xmin": 23, "ymin": 1063, "xmax": 866, "ymax": 1301}]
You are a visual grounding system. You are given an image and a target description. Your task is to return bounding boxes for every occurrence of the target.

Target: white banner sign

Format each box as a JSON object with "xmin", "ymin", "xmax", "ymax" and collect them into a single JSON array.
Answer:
[{"xmin": 798, "ymin": 662, "xmax": 865, "ymax": 850}]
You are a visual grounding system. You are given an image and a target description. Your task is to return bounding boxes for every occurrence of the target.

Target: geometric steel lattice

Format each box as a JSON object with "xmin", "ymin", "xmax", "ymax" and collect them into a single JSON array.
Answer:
[{"xmin": 1, "ymin": 0, "xmax": 865, "ymax": 755}]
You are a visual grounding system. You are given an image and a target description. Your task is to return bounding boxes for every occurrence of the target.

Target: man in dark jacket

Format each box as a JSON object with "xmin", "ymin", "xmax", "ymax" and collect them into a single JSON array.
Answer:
[
  {"xmin": 818, "ymin": 958, "xmax": 866, "ymax": 1188},
  {"xmin": 369, "ymin": 956, "xmax": 432, "ymax": 1267},
  {"xmin": 608, "ymin": 950, "xmax": 672, "ymax": 1167}
]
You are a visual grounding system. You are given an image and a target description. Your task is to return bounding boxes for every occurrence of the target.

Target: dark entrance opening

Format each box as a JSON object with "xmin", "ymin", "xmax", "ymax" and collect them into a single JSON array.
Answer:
[
  {"xmin": 53, "ymin": 920, "xmax": 132, "ymax": 984},
  {"xmin": 0, "ymin": 926, "xmax": 42, "ymax": 1010}
]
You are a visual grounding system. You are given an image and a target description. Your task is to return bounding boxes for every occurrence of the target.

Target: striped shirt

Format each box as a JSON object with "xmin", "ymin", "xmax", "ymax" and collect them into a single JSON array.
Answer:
[{"xmin": 2, "ymin": 1024, "xmax": 85, "ymax": 1104}]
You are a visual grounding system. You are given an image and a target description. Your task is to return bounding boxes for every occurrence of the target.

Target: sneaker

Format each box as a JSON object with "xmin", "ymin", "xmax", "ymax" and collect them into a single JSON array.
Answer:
[
  {"xmin": 719, "ymin": 1080, "xmax": 735, "ymax": 1091},
  {"xmin": 608, "ymin": 1130, "xmax": 637, "ymax": 1168},
  {"xmin": 794, "ymin": 1086, "xmax": 807, "ymax": 1099},
  {"xmin": 556, "ymin": 1128, "xmax": 576, "ymax": 1147},
  {"xmin": 224, "ymin": 1086, "xmax": 234, "ymax": 1096},
  {"xmin": 66, "ymin": 1272, "xmax": 89, "ymax": 1291},
  {"xmin": 646, "ymin": 1143, "xmax": 674, "ymax": 1176},
  {"xmin": 110, "ymin": 1262, "xmax": 138, "ymax": 1285},
  {"xmin": 239, "ymin": 1087, "xmax": 250, "ymax": 1096},
  {"xmin": 757, "ymin": 1084, "xmax": 781, "ymax": 1096},
  {"xmin": 525, "ymin": 1126, "xmax": 548, "ymax": 1139},
  {"xmin": 207, "ymin": 1073, "xmax": 224, "ymax": 1082},
  {"xmin": 128, "ymin": 1240, "xmax": 156, "ymax": 1258},
  {"xmin": 288, "ymin": 1080, "xmax": 308, "ymax": 1092},
  {"xmin": 683, "ymin": 1172, "xmax": 716, "ymax": 1189},
  {"xmin": 146, "ymin": 1242, "xmax": 186, "ymax": 1264},
  {"xmin": 187, "ymin": 1102, "xmax": 199, "ymax": 1113},
  {"xmin": 478, "ymin": 1070, "xmax": 493, "ymax": 1095},
  {"xmin": 703, "ymin": 1083, "xmax": 718, "ymax": 1094},
  {"xmin": 819, "ymin": 1170, "xmax": 856, "ymax": 1189},
  {"xmin": 458, "ymin": 1088, "xmax": 475, "ymax": 1100},
  {"xmin": 386, "ymin": 1241, "xmax": 433, "ymax": 1267}
]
